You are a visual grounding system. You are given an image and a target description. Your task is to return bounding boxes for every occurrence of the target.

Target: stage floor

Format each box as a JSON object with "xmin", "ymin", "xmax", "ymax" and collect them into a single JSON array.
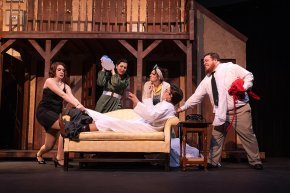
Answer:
[{"xmin": 0, "ymin": 157, "xmax": 290, "ymax": 193}]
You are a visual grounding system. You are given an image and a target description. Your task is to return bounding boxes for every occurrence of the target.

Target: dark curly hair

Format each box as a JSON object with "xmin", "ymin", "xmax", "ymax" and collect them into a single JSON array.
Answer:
[{"xmin": 170, "ymin": 83, "xmax": 183, "ymax": 106}]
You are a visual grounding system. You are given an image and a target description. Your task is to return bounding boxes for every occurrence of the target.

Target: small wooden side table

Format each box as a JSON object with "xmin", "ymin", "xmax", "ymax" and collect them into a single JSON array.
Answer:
[{"xmin": 178, "ymin": 120, "xmax": 212, "ymax": 171}]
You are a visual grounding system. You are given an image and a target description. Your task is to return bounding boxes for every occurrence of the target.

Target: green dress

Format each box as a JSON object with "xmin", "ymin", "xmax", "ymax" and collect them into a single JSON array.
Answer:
[{"xmin": 95, "ymin": 70, "xmax": 130, "ymax": 113}]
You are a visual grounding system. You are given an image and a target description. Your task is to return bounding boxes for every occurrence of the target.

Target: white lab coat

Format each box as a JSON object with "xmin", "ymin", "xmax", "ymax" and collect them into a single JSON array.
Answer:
[{"xmin": 85, "ymin": 98, "xmax": 176, "ymax": 132}]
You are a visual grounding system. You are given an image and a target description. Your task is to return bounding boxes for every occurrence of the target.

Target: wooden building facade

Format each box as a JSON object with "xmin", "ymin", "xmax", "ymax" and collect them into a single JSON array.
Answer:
[{"xmin": 0, "ymin": 0, "xmax": 247, "ymax": 158}]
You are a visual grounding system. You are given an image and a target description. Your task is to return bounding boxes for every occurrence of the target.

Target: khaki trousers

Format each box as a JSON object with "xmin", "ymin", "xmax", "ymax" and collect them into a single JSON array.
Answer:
[{"xmin": 208, "ymin": 104, "xmax": 262, "ymax": 165}]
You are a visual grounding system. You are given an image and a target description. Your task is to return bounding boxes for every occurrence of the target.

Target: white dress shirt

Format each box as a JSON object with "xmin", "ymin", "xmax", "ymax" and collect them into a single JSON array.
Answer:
[{"xmin": 180, "ymin": 62, "xmax": 254, "ymax": 126}]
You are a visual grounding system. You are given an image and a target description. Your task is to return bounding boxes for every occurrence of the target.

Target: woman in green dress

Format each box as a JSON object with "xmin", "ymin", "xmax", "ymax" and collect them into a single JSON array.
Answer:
[{"xmin": 95, "ymin": 58, "xmax": 130, "ymax": 113}]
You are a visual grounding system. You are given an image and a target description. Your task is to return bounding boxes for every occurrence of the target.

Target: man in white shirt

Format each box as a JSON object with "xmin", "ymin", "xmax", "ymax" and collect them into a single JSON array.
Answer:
[{"xmin": 177, "ymin": 52, "xmax": 263, "ymax": 170}]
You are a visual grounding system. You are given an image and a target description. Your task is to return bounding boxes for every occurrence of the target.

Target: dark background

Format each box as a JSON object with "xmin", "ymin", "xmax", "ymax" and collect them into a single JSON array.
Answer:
[{"xmin": 197, "ymin": 0, "xmax": 290, "ymax": 157}]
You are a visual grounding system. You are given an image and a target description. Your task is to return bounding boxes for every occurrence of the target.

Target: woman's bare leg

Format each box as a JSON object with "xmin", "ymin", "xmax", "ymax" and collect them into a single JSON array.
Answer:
[
  {"xmin": 37, "ymin": 119, "xmax": 61, "ymax": 163},
  {"xmin": 50, "ymin": 119, "xmax": 66, "ymax": 165},
  {"xmin": 36, "ymin": 131, "xmax": 57, "ymax": 161},
  {"xmin": 56, "ymin": 135, "xmax": 64, "ymax": 165}
]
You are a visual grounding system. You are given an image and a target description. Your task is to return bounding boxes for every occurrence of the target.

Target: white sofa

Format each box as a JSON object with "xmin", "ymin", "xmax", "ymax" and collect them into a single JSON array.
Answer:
[{"xmin": 63, "ymin": 109, "xmax": 179, "ymax": 171}]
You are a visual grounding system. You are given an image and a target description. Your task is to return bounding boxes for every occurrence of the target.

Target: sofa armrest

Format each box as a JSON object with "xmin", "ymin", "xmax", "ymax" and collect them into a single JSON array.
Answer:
[{"xmin": 164, "ymin": 116, "xmax": 180, "ymax": 143}]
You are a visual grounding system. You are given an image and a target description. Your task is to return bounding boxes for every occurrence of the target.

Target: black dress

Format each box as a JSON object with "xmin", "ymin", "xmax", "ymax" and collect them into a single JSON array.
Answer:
[{"xmin": 36, "ymin": 86, "xmax": 66, "ymax": 131}]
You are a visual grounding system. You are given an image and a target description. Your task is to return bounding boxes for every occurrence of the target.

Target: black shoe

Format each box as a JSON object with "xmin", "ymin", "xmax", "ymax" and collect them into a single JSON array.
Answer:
[
  {"xmin": 53, "ymin": 159, "xmax": 73, "ymax": 168},
  {"xmin": 198, "ymin": 163, "xmax": 220, "ymax": 170},
  {"xmin": 36, "ymin": 154, "xmax": 46, "ymax": 164},
  {"xmin": 250, "ymin": 164, "xmax": 263, "ymax": 170},
  {"xmin": 207, "ymin": 163, "xmax": 221, "ymax": 169}
]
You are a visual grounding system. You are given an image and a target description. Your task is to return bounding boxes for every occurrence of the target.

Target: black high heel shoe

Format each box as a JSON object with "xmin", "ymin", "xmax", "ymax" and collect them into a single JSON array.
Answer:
[
  {"xmin": 36, "ymin": 154, "xmax": 46, "ymax": 164},
  {"xmin": 53, "ymin": 159, "xmax": 73, "ymax": 168},
  {"xmin": 53, "ymin": 159, "xmax": 63, "ymax": 168}
]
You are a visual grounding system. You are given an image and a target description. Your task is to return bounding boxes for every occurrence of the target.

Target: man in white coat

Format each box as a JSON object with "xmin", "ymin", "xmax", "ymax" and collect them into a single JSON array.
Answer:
[{"xmin": 85, "ymin": 83, "xmax": 183, "ymax": 133}]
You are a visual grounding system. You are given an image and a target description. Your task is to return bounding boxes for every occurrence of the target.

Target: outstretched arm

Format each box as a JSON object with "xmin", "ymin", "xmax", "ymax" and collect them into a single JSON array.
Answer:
[
  {"xmin": 45, "ymin": 78, "xmax": 85, "ymax": 111},
  {"xmin": 128, "ymin": 92, "xmax": 140, "ymax": 108},
  {"xmin": 178, "ymin": 78, "xmax": 208, "ymax": 112}
]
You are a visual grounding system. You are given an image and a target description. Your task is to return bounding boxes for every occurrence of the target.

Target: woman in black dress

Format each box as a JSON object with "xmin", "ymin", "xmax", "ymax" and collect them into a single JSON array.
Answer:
[{"xmin": 36, "ymin": 62, "xmax": 85, "ymax": 167}]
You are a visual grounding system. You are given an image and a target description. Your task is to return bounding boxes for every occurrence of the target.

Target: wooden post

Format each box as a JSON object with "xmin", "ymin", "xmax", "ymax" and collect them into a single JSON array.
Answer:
[
  {"xmin": 186, "ymin": 40, "xmax": 192, "ymax": 100},
  {"xmin": 0, "ymin": 49, "xmax": 2, "ymax": 109},
  {"xmin": 27, "ymin": 61, "xmax": 37, "ymax": 149},
  {"xmin": 189, "ymin": 0, "xmax": 194, "ymax": 40},
  {"xmin": 136, "ymin": 40, "xmax": 143, "ymax": 98},
  {"xmin": 0, "ymin": 0, "xmax": 2, "ymax": 33},
  {"xmin": 119, "ymin": 39, "xmax": 162, "ymax": 99}
]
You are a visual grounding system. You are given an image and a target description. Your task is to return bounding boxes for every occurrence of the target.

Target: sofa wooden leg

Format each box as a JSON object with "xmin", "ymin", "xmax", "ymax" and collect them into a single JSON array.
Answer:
[
  {"xmin": 164, "ymin": 153, "xmax": 170, "ymax": 172},
  {"xmin": 64, "ymin": 152, "xmax": 69, "ymax": 171}
]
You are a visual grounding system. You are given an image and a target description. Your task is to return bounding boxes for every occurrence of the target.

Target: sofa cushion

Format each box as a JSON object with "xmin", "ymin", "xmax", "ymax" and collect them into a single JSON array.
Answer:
[
  {"xmin": 78, "ymin": 131, "xmax": 164, "ymax": 141},
  {"xmin": 104, "ymin": 109, "xmax": 139, "ymax": 120}
]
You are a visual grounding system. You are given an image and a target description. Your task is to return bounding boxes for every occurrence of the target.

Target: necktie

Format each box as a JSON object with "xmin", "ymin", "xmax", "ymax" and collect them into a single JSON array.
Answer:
[{"xmin": 211, "ymin": 72, "xmax": 219, "ymax": 106}]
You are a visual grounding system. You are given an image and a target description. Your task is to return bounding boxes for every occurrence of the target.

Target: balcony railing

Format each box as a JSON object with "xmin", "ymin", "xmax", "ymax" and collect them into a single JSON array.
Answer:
[{"xmin": 2, "ymin": 0, "xmax": 194, "ymax": 33}]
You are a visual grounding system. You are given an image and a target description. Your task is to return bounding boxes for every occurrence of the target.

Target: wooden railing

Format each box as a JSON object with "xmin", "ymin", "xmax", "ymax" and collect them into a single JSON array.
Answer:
[{"xmin": 2, "ymin": 0, "xmax": 194, "ymax": 33}]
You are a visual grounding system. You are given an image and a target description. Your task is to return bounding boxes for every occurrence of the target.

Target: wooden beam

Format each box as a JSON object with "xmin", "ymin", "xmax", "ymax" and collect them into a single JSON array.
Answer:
[
  {"xmin": 186, "ymin": 40, "xmax": 193, "ymax": 101},
  {"xmin": 21, "ymin": 90, "xmax": 29, "ymax": 148},
  {"xmin": 44, "ymin": 40, "xmax": 52, "ymax": 78},
  {"xmin": 189, "ymin": 3, "xmax": 195, "ymax": 41},
  {"xmin": 118, "ymin": 40, "xmax": 137, "ymax": 58},
  {"xmin": 179, "ymin": 76, "xmax": 186, "ymax": 121},
  {"xmin": 142, "ymin": 40, "xmax": 162, "ymax": 58},
  {"xmin": 0, "ymin": 3, "xmax": 2, "ymax": 33},
  {"xmin": 0, "ymin": 39, "xmax": 16, "ymax": 53},
  {"xmin": 2, "ymin": 32, "xmax": 189, "ymax": 40},
  {"xmin": 173, "ymin": 40, "xmax": 187, "ymax": 53},
  {"xmin": 50, "ymin": 40, "xmax": 67, "ymax": 59},
  {"xmin": 29, "ymin": 39, "xmax": 67, "ymax": 77},
  {"xmin": 0, "ymin": 52, "xmax": 2, "ymax": 108},
  {"xmin": 28, "ymin": 40, "xmax": 45, "ymax": 57},
  {"xmin": 20, "ymin": 53, "xmax": 30, "ymax": 150},
  {"xmin": 136, "ymin": 40, "xmax": 143, "ymax": 99}
]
